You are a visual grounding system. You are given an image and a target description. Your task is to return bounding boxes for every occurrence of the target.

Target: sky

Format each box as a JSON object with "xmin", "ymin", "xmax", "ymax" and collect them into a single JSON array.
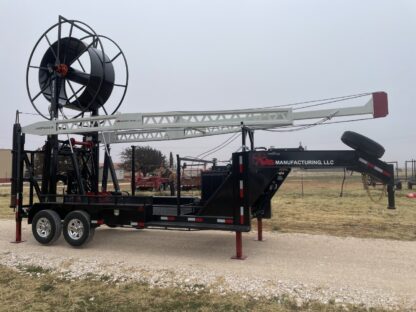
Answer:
[{"xmin": 0, "ymin": 0, "xmax": 415, "ymax": 164}]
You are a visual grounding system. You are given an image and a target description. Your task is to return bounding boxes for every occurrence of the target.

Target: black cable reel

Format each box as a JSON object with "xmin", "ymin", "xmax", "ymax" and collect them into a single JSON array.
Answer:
[{"xmin": 26, "ymin": 16, "xmax": 128, "ymax": 120}]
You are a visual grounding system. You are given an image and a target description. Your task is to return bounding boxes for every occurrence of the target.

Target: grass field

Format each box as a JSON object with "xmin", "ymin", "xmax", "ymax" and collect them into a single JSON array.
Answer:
[
  {"xmin": 2, "ymin": 172, "xmax": 415, "ymax": 241},
  {"xmin": 0, "ymin": 188, "xmax": 12, "ymax": 219},
  {"xmin": 0, "ymin": 265, "xmax": 388, "ymax": 312},
  {"xmin": 266, "ymin": 172, "xmax": 416, "ymax": 241}
]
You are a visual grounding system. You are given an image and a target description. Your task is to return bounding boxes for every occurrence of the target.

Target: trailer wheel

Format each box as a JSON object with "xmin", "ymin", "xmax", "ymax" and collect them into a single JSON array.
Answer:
[
  {"xmin": 32, "ymin": 209, "xmax": 62, "ymax": 245},
  {"xmin": 63, "ymin": 210, "xmax": 93, "ymax": 247},
  {"xmin": 341, "ymin": 131, "xmax": 385, "ymax": 159}
]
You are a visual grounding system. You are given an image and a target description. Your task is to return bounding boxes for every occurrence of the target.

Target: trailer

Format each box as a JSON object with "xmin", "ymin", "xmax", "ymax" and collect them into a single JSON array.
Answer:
[
  {"xmin": 136, "ymin": 176, "xmax": 169, "ymax": 191},
  {"xmin": 10, "ymin": 16, "xmax": 396, "ymax": 259}
]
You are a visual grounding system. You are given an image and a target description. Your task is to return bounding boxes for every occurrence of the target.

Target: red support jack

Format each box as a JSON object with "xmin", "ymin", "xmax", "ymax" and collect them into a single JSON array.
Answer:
[
  {"xmin": 255, "ymin": 217, "xmax": 264, "ymax": 241},
  {"xmin": 231, "ymin": 231, "xmax": 246, "ymax": 260},
  {"xmin": 11, "ymin": 210, "xmax": 25, "ymax": 244}
]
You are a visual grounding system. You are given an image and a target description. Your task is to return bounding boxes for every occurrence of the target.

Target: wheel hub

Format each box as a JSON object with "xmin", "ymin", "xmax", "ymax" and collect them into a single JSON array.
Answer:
[
  {"xmin": 36, "ymin": 217, "xmax": 52, "ymax": 238},
  {"xmin": 55, "ymin": 64, "xmax": 69, "ymax": 77},
  {"xmin": 67, "ymin": 218, "xmax": 84, "ymax": 240}
]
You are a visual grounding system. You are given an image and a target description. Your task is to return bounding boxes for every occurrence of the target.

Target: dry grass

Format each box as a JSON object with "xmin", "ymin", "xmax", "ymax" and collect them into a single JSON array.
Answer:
[
  {"xmin": 0, "ymin": 186, "xmax": 13, "ymax": 219},
  {"xmin": 0, "ymin": 265, "xmax": 387, "ymax": 312},
  {"xmin": 265, "ymin": 173, "xmax": 416, "ymax": 240}
]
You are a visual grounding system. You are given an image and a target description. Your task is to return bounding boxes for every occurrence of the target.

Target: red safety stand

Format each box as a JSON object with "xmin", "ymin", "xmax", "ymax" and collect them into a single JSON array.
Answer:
[
  {"xmin": 255, "ymin": 217, "xmax": 265, "ymax": 241},
  {"xmin": 231, "ymin": 231, "xmax": 247, "ymax": 260},
  {"xmin": 10, "ymin": 211, "xmax": 25, "ymax": 244}
]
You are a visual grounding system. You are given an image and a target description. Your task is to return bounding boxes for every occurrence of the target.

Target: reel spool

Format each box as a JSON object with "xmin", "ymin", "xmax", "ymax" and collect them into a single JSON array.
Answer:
[{"xmin": 26, "ymin": 16, "xmax": 128, "ymax": 120}]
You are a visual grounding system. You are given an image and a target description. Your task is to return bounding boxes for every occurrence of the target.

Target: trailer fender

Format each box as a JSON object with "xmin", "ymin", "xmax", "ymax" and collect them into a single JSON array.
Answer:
[{"xmin": 28, "ymin": 203, "xmax": 65, "ymax": 224}]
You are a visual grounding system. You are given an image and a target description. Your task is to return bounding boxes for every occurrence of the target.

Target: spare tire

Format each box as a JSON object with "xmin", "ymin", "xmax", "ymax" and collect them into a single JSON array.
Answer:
[{"xmin": 341, "ymin": 131, "xmax": 385, "ymax": 159}]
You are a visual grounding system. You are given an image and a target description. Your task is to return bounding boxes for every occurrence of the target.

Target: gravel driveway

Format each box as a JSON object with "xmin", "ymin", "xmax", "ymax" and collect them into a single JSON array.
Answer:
[{"xmin": 0, "ymin": 220, "xmax": 415, "ymax": 310}]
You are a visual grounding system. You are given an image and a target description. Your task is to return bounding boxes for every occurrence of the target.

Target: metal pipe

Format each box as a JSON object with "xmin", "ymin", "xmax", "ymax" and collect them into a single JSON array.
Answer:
[
  {"xmin": 10, "ymin": 123, "xmax": 20, "ymax": 208},
  {"xmin": 248, "ymin": 129, "xmax": 254, "ymax": 150},
  {"xmin": 68, "ymin": 134, "xmax": 85, "ymax": 195},
  {"xmin": 176, "ymin": 154, "xmax": 181, "ymax": 216},
  {"xmin": 29, "ymin": 152, "xmax": 34, "ymax": 206},
  {"xmin": 12, "ymin": 126, "xmax": 24, "ymax": 243},
  {"xmin": 48, "ymin": 74, "xmax": 60, "ymax": 198},
  {"xmin": 257, "ymin": 217, "xmax": 263, "ymax": 241},
  {"xmin": 107, "ymin": 149, "xmax": 120, "ymax": 193},
  {"xmin": 241, "ymin": 126, "xmax": 247, "ymax": 151},
  {"xmin": 91, "ymin": 110, "xmax": 100, "ymax": 193},
  {"xmin": 131, "ymin": 146, "xmax": 136, "ymax": 196},
  {"xmin": 14, "ymin": 212, "xmax": 22, "ymax": 242},
  {"xmin": 102, "ymin": 149, "xmax": 109, "ymax": 192},
  {"xmin": 387, "ymin": 183, "xmax": 395, "ymax": 209},
  {"xmin": 231, "ymin": 232, "xmax": 246, "ymax": 260}
]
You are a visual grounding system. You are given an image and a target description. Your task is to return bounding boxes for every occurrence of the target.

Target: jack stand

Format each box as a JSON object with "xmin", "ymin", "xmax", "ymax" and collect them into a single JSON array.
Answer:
[
  {"xmin": 231, "ymin": 231, "xmax": 246, "ymax": 260},
  {"xmin": 11, "ymin": 212, "xmax": 25, "ymax": 244},
  {"xmin": 255, "ymin": 217, "xmax": 265, "ymax": 241}
]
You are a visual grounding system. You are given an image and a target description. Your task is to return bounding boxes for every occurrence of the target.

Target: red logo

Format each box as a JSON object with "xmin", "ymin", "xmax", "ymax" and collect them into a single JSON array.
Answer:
[{"xmin": 253, "ymin": 154, "xmax": 275, "ymax": 167}]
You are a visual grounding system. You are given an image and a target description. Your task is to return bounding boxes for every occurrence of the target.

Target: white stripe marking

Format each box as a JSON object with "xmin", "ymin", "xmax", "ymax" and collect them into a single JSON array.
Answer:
[
  {"xmin": 217, "ymin": 219, "xmax": 226, "ymax": 223},
  {"xmin": 240, "ymin": 206, "xmax": 244, "ymax": 216}
]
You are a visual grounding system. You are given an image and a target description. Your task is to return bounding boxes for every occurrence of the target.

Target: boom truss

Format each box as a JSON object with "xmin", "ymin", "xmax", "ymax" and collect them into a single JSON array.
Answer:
[{"xmin": 21, "ymin": 92, "xmax": 387, "ymax": 143}]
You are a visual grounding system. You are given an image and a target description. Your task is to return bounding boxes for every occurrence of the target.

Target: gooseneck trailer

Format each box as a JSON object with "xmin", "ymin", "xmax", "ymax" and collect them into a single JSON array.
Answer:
[{"xmin": 10, "ymin": 16, "xmax": 395, "ymax": 258}]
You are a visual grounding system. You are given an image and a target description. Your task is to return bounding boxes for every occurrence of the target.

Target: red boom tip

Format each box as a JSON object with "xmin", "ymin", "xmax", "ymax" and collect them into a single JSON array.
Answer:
[{"xmin": 372, "ymin": 92, "xmax": 388, "ymax": 118}]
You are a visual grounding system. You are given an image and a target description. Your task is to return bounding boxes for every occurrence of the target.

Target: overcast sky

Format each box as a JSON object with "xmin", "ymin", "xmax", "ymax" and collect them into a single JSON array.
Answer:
[{"xmin": 0, "ymin": 0, "xmax": 415, "ymax": 164}]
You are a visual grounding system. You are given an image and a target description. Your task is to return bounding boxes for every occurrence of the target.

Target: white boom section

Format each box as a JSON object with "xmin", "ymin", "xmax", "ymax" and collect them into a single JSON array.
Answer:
[
  {"xmin": 21, "ymin": 92, "xmax": 387, "ymax": 143},
  {"xmin": 22, "ymin": 108, "xmax": 293, "ymax": 136}
]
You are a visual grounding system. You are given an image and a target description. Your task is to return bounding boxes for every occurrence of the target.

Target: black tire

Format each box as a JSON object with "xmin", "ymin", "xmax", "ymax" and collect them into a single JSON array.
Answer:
[
  {"xmin": 63, "ymin": 210, "xmax": 93, "ymax": 247},
  {"xmin": 408, "ymin": 182, "xmax": 413, "ymax": 190},
  {"xmin": 32, "ymin": 209, "xmax": 62, "ymax": 245},
  {"xmin": 341, "ymin": 131, "xmax": 385, "ymax": 159}
]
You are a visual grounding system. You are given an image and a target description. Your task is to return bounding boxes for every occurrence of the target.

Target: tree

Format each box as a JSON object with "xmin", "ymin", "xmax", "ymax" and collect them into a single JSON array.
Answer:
[{"xmin": 120, "ymin": 146, "xmax": 166, "ymax": 176}]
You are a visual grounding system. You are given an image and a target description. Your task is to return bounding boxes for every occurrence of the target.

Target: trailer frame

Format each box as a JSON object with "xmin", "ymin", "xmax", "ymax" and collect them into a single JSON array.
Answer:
[{"xmin": 11, "ymin": 123, "xmax": 395, "ymax": 258}]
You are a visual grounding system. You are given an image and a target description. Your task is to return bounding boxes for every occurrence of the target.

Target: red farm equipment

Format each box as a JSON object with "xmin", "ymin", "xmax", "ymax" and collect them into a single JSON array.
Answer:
[{"xmin": 136, "ymin": 175, "xmax": 169, "ymax": 191}]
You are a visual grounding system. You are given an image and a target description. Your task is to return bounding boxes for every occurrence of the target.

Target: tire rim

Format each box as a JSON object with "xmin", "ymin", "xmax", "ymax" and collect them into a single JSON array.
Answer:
[
  {"xmin": 67, "ymin": 218, "xmax": 84, "ymax": 240},
  {"xmin": 36, "ymin": 217, "xmax": 52, "ymax": 238}
]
